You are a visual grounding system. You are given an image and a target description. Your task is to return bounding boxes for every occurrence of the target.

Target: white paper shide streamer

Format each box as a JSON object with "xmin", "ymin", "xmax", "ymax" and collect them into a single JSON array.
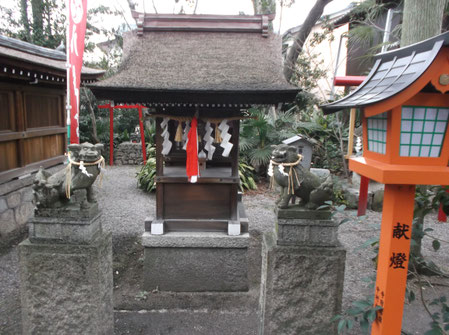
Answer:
[
  {"xmin": 161, "ymin": 117, "xmax": 172, "ymax": 156},
  {"xmin": 218, "ymin": 120, "xmax": 233, "ymax": 157},
  {"xmin": 182, "ymin": 121, "xmax": 191, "ymax": 151},
  {"xmin": 203, "ymin": 121, "xmax": 215, "ymax": 160}
]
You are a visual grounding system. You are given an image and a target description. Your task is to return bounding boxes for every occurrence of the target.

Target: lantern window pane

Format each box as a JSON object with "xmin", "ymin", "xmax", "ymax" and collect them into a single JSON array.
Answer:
[
  {"xmin": 433, "ymin": 133, "xmax": 444, "ymax": 145},
  {"xmin": 367, "ymin": 111, "xmax": 388, "ymax": 154},
  {"xmin": 411, "ymin": 133, "xmax": 421, "ymax": 144},
  {"xmin": 400, "ymin": 145, "xmax": 409, "ymax": 156},
  {"xmin": 402, "ymin": 120, "xmax": 412, "ymax": 131},
  {"xmin": 424, "ymin": 121, "xmax": 435, "ymax": 132},
  {"xmin": 422, "ymin": 134, "xmax": 432, "ymax": 145},
  {"xmin": 400, "ymin": 106, "xmax": 448, "ymax": 157},
  {"xmin": 427, "ymin": 109, "xmax": 437, "ymax": 120},
  {"xmin": 412, "ymin": 121, "xmax": 423, "ymax": 132},
  {"xmin": 401, "ymin": 133, "xmax": 410, "ymax": 144},
  {"xmin": 437, "ymin": 109, "xmax": 449, "ymax": 120},
  {"xmin": 410, "ymin": 146, "xmax": 420, "ymax": 156},
  {"xmin": 420, "ymin": 146, "xmax": 430, "ymax": 156},
  {"xmin": 430, "ymin": 147, "xmax": 441, "ymax": 157},
  {"xmin": 435, "ymin": 121, "xmax": 446, "ymax": 132}
]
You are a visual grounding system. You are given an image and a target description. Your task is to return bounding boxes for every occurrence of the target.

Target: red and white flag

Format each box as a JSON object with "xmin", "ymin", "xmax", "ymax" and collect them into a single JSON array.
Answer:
[{"xmin": 67, "ymin": 0, "xmax": 88, "ymax": 144}]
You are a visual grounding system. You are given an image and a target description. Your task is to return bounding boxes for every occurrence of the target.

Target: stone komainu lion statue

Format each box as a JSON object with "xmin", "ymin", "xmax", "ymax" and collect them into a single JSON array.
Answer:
[
  {"xmin": 33, "ymin": 143, "xmax": 104, "ymax": 208},
  {"xmin": 270, "ymin": 144, "xmax": 333, "ymax": 209}
]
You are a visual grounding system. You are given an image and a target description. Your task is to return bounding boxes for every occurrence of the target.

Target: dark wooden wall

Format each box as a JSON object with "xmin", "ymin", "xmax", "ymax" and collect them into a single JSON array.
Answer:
[{"xmin": 0, "ymin": 82, "xmax": 66, "ymax": 183}]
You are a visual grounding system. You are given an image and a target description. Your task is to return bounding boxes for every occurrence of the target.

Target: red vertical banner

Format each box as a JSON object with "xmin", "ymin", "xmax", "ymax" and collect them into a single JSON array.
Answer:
[{"xmin": 68, "ymin": 0, "xmax": 88, "ymax": 144}]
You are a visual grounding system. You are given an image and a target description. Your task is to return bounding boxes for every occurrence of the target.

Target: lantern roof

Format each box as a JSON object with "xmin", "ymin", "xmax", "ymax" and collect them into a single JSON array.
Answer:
[
  {"xmin": 89, "ymin": 13, "xmax": 299, "ymax": 106},
  {"xmin": 321, "ymin": 31, "xmax": 449, "ymax": 114}
]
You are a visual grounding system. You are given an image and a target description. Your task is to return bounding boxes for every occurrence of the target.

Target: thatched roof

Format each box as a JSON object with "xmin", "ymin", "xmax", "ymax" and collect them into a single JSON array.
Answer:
[
  {"xmin": 90, "ymin": 14, "xmax": 298, "ymax": 105},
  {"xmin": 0, "ymin": 35, "xmax": 104, "ymax": 84}
]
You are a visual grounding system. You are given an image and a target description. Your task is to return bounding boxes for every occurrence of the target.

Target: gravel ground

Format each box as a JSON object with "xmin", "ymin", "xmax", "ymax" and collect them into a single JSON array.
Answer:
[{"xmin": 1, "ymin": 165, "xmax": 449, "ymax": 334}]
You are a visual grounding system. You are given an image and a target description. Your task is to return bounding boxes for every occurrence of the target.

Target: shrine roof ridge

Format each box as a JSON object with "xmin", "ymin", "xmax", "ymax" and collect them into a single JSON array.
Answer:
[
  {"xmin": 321, "ymin": 31, "xmax": 449, "ymax": 114},
  {"xmin": 131, "ymin": 12, "xmax": 274, "ymax": 37}
]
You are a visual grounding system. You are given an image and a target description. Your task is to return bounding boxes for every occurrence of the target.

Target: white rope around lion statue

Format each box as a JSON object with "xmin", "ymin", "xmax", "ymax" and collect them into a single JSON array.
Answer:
[
  {"xmin": 65, "ymin": 152, "xmax": 105, "ymax": 199},
  {"xmin": 268, "ymin": 154, "xmax": 303, "ymax": 195}
]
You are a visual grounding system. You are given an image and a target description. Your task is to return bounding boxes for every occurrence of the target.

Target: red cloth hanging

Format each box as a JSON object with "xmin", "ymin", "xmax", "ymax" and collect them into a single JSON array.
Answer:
[{"xmin": 186, "ymin": 117, "xmax": 199, "ymax": 182}]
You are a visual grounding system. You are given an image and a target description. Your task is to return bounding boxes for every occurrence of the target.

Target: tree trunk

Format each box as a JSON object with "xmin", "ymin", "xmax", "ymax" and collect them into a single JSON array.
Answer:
[
  {"xmin": 401, "ymin": 0, "xmax": 446, "ymax": 274},
  {"xmin": 31, "ymin": 0, "xmax": 44, "ymax": 45},
  {"xmin": 20, "ymin": 0, "xmax": 31, "ymax": 41},
  {"xmin": 283, "ymin": 0, "xmax": 333, "ymax": 82},
  {"xmin": 82, "ymin": 88, "xmax": 100, "ymax": 144},
  {"xmin": 251, "ymin": 0, "xmax": 275, "ymax": 15},
  {"xmin": 401, "ymin": 0, "xmax": 446, "ymax": 47}
]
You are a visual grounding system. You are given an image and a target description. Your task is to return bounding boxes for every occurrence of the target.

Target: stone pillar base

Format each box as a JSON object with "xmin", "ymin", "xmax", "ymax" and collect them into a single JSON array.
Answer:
[
  {"xmin": 19, "ymin": 233, "xmax": 114, "ymax": 335},
  {"xmin": 142, "ymin": 231, "xmax": 249, "ymax": 292},
  {"xmin": 260, "ymin": 207, "xmax": 346, "ymax": 335}
]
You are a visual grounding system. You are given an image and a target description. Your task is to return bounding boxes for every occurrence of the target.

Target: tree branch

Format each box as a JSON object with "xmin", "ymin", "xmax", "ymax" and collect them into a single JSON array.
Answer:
[{"xmin": 283, "ymin": 0, "xmax": 333, "ymax": 82}]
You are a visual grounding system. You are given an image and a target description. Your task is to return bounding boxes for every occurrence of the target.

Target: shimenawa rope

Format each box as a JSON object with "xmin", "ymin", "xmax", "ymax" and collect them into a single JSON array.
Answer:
[
  {"xmin": 65, "ymin": 152, "xmax": 105, "ymax": 199},
  {"xmin": 268, "ymin": 154, "xmax": 303, "ymax": 195}
]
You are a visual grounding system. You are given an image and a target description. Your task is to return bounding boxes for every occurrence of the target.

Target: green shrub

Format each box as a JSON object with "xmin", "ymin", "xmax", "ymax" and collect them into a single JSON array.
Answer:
[
  {"xmin": 239, "ymin": 160, "xmax": 257, "ymax": 192},
  {"xmin": 136, "ymin": 146, "xmax": 156, "ymax": 192}
]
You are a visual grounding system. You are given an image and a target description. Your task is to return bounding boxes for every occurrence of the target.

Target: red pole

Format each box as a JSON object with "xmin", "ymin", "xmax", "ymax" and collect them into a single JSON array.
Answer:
[
  {"xmin": 334, "ymin": 76, "xmax": 366, "ymax": 86},
  {"xmin": 438, "ymin": 187, "xmax": 449, "ymax": 222},
  {"xmin": 357, "ymin": 175, "xmax": 369, "ymax": 216},
  {"xmin": 109, "ymin": 105, "xmax": 114, "ymax": 166},
  {"xmin": 138, "ymin": 106, "xmax": 147, "ymax": 164}
]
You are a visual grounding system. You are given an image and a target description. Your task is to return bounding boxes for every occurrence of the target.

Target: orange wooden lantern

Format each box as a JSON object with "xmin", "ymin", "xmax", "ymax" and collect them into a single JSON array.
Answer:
[{"xmin": 322, "ymin": 32, "xmax": 449, "ymax": 334}]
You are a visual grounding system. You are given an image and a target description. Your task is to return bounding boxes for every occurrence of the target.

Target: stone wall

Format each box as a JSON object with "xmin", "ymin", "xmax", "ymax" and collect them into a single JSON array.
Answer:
[
  {"xmin": 0, "ymin": 165, "xmax": 64, "ymax": 246},
  {"xmin": 113, "ymin": 142, "xmax": 144, "ymax": 165}
]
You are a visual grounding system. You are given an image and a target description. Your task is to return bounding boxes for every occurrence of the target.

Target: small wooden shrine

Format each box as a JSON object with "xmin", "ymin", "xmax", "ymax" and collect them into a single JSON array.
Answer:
[
  {"xmin": 90, "ymin": 13, "xmax": 298, "ymax": 236},
  {"xmin": 322, "ymin": 32, "xmax": 449, "ymax": 335}
]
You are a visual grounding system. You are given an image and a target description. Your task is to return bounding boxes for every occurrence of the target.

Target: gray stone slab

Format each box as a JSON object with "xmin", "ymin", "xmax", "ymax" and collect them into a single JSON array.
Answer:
[
  {"xmin": 114, "ymin": 308, "xmax": 259, "ymax": 335},
  {"xmin": 142, "ymin": 231, "xmax": 249, "ymax": 248},
  {"xmin": 261, "ymin": 243, "xmax": 346, "ymax": 335},
  {"xmin": 276, "ymin": 206, "xmax": 332, "ymax": 220},
  {"xmin": 29, "ymin": 213, "xmax": 102, "ymax": 244},
  {"xmin": 19, "ymin": 233, "xmax": 114, "ymax": 335},
  {"xmin": 143, "ymin": 232, "xmax": 249, "ymax": 292},
  {"xmin": 277, "ymin": 218, "xmax": 339, "ymax": 247}
]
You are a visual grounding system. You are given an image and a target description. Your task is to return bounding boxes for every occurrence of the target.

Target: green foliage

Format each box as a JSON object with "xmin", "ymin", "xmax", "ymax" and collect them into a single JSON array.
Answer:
[
  {"xmin": 239, "ymin": 160, "xmax": 257, "ymax": 192},
  {"xmin": 425, "ymin": 296, "xmax": 449, "ymax": 334},
  {"xmin": 136, "ymin": 146, "xmax": 156, "ymax": 193},
  {"xmin": 144, "ymin": 121, "xmax": 157, "ymax": 147},
  {"xmin": 0, "ymin": 0, "xmax": 66, "ymax": 48},
  {"xmin": 295, "ymin": 111, "xmax": 348, "ymax": 173},
  {"xmin": 0, "ymin": 0, "xmax": 126, "ymax": 71},
  {"xmin": 239, "ymin": 107, "xmax": 299, "ymax": 169},
  {"xmin": 333, "ymin": 276, "xmax": 381, "ymax": 334}
]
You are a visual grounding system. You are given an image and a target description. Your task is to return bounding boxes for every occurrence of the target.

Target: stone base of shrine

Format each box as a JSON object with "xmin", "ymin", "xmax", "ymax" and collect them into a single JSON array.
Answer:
[{"xmin": 142, "ymin": 231, "xmax": 249, "ymax": 292}]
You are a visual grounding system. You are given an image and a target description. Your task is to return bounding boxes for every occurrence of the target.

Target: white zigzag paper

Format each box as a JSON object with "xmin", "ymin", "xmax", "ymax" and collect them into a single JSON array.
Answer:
[
  {"xmin": 218, "ymin": 120, "xmax": 233, "ymax": 157},
  {"xmin": 182, "ymin": 121, "xmax": 190, "ymax": 151},
  {"xmin": 161, "ymin": 117, "xmax": 172, "ymax": 156},
  {"xmin": 203, "ymin": 121, "xmax": 215, "ymax": 160}
]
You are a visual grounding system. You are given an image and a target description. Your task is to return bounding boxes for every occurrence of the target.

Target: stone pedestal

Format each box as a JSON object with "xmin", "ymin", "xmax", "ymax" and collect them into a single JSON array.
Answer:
[
  {"xmin": 142, "ymin": 231, "xmax": 249, "ymax": 292},
  {"xmin": 260, "ymin": 207, "xmax": 346, "ymax": 335},
  {"xmin": 19, "ymin": 199, "xmax": 114, "ymax": 335}
]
